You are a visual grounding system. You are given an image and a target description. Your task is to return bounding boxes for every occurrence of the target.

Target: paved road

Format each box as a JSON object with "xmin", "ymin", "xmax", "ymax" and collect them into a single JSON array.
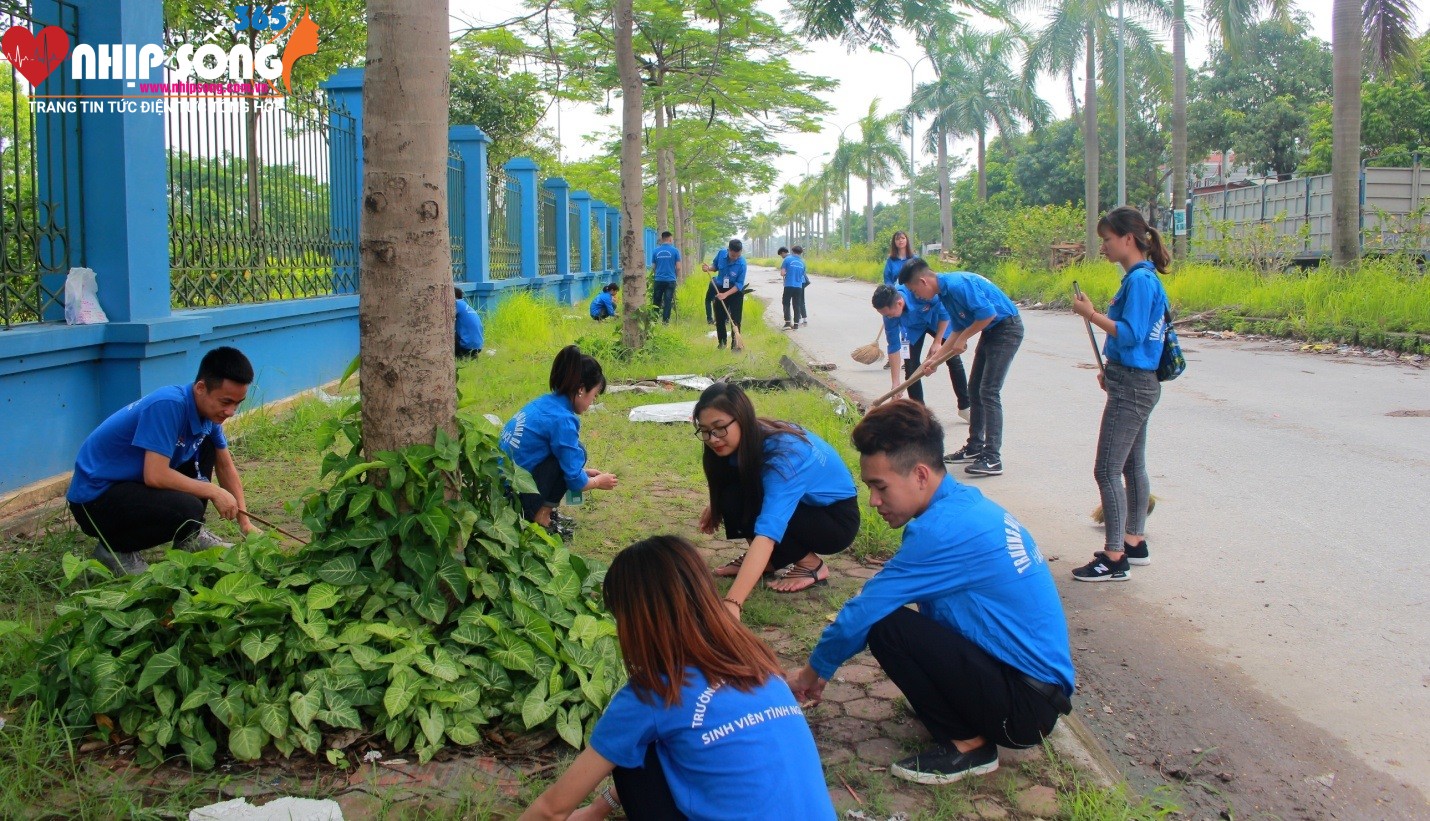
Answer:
[{"xmin": 752, "ymin": 264, "xmax": 1430, "ymax": 816}]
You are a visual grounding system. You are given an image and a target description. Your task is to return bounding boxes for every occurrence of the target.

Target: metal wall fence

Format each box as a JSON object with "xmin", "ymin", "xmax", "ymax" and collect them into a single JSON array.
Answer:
[
  {"xmin": 591, "ymin": 213, "xmax": 605, "ymax": 272},
  {"xmin": 448, "ymin": 148, "xmax": 465, "ymax": 280},
  {"xmin": 0, "ymin": 0, "xmax": 83, "ymax": 329},
  {"xmin": 567, "ymin": 201, "xmax": 581, "ymax": 273},
  {"xmin": 166, "ymin": 92, "xmax": 357, "ymax": 308},
  {"xmin": 489, "ymin": 174, "xmax": 521, "ymax": 280},
  {"xmin": 538, "ymin": 186, "xmax": 557, "ymax": 276}
]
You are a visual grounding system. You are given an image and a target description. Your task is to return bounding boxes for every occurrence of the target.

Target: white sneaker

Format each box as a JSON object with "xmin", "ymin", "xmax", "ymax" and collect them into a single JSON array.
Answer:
[
  {"xmin": 958, "ymin": 407, "xmax": 971, "ymax": 423},
  {"xmin": 93, "ymin": 544, "xmax": 149, "ymax": 576},
  {"xmin": 177, "ymin": 526, "xmax": 232, "ymax": 552}
]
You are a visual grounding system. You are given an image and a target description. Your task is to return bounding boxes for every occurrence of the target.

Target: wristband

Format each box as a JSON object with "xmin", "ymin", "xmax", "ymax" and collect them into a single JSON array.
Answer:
[
  {"xmin": 722, "ymin": 597, "xmax": 743, "ymax": 611},
  {"xmin": 601, "ymin": 785, "xmax": 621, "ymax": 811}
]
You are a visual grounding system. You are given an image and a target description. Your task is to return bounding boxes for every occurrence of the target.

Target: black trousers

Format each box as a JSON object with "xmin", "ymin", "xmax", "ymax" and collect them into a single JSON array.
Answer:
[
  {"xmin": 713, "ymin": 292, "xmax": 744, "ymax": 347},
  {"xmin": 69, "ymin": 439, "xmax": 216, "ymax": 553},
  {"xmin": 652, "ymin": 280, "xmax": 677, "ymax": 324},
  {"xmin": 799, "ymin": 283, "xmax": 808, "ymax": 321},
  {"xmin": 718, "ymin": 481, "xmax": 859, "ymax": 568},
  {"xmin": 613, "ymin": 743, "xmax": 688, "ymax": 820},
  {"xmin": 868, "ymin": 607, "xmax": 1067, "ymax": 748},
  {"xmin": 704, "ymin": 282, "xmax": 718, "ymax": 323},
  {"xmin": 782, "ymin": 286, "xmax": 802, "ymax": 323},
  {"xmin": 905, "ymin": 330, "xmax": 970, "ymax": 409},
  {"xmin": 517, "ymin": 456, "xmax": 568, "ymax": 520}
]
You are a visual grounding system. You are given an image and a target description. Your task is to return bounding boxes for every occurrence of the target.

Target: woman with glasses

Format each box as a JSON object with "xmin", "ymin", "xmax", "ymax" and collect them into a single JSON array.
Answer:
[{"xmin": 692, "ymin": 383, "xmax": 859, "ymax": 607}]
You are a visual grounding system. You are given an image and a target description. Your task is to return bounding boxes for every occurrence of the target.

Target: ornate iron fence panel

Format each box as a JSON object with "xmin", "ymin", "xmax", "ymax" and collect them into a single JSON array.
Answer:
[
  {"xmin": 167, "ymin": 91, "xmax": 357, "ymax": 308},
  {"xmin": 538, "ymin": 186, "xmax": 557, "ymax": 276},
  {"xmin": 568, "ymin": 201, "xmax": 580, "ymax": 273},
  {"xmin": 0, "ymin": 0, "xmax": 83, "ymax": 329},
  {"xmin": 488, "ymin": 173, "xmax": 520, "ymax": 280},
  {"xmin": 590, "ymin": 214, "xmax": 605, "ymax": 272},
  {"xmin": 448, "ymin": 148, "xmax": 465, "ymax": 280}
]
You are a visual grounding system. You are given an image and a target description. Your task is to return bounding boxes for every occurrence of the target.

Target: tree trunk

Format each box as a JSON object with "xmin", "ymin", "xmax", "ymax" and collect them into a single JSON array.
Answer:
[
  {"xmin": 1068, "ymin": 72, "xmax": 1079, "ymax": 119},
  {"xmin": 938, "ymin": 126, "xmax": 952, "ymax": 253},
  {"xmin": 976, "ymin": 127, "xmax": 987, "ymax": 201},
  {"xmin": 1171, "ymin": 0, "xmax": 1186, "ymax": 259},
  {"xmin": 1083, "ymin": 27, "xmax": 1099, "ymax": 256},
  {"xmin": 654, "ymin": 97, "xmax": 669, "ymax": 235},
  {"xmin": 359, "ymin": 0, "xmax": 454, "ymax": 457},
  {"xmin": 673, "ymin": 178, "xmax": 687, "ymax": 278},
  {"xmin": 865, "ymin": 163, "xmax": 875, "ymax": 244},
  {"xmin": 244, "ymin": 27, "xmax": 263, "ymax": 270},
  {"xmin": 614, "ymin": 0, "xmax": 645, "ymax": 349},
  {"xmin": 1330, "ymin": 0, "xmax": 1361, "ymax": 267}
]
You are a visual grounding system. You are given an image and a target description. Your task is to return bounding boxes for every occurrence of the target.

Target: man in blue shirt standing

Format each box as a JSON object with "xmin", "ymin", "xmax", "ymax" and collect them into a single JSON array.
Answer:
[
  {"xmin": 454, "ymin": 287, "xmax": 484, "ymax": 357},
  {"xmin": 778, "ymin": 246, "xmax": 806, "ymax": 330},
  {"xmin": 67, "ymin": 347, "xmax": 259, "ymax": 576},
  {"xmin": 901, "ymin": 260, "xmax": 1024, "ymax": 477},
  {"xmin": 788, "ymin": 400, "xmax": 1073, "ymax": 786},
  {"xmin": 650, "ymin": 231, "xmax": 681, "ymax": 324},
  {"xmin": 702, "ymin": 239, "xmax": 747, "ymax": 350}
]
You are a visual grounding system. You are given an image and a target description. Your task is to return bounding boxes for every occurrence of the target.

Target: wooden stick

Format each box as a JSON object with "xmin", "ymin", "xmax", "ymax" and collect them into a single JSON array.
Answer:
[
  {"xmin": 238, "ymin": 509, "xmax": 310, "ymax": 546},
  {"xmin": 717, "ymin": 293, "xmax": 744, "ymax": 350},
  {"xmin": 869, "ymin": 337, "xmax": 965, "ymax": 408},
  {"xmin": 838, "ymin": 774, "xmax": 864, "ymax": 806}
]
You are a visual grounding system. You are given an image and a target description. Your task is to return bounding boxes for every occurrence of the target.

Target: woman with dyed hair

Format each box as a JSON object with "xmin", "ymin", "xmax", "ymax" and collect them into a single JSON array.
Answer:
[
  {"xmin": 520, "ymin": 536, "xmax": 834, "ymax": 821},
  {"xmin": 694, "ymin": 382, "xmax": 859, "ymax": 600},
  {"xmin": 500, "ymin": 345, "xmax": 617, "ymax": 529}
]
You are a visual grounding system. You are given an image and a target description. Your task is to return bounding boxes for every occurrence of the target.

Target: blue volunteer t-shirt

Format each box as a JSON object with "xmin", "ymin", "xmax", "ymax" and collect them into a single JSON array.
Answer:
[
  {"xmin": 781, "ymin": 255, "xmax": 807, "ymax": 288},
  {"xmin": 652, "ymin": 243, "xmax": 682, "ymax": 282},
  {"xmin": 935, "ymin": 272, "xmax": 1019, "ymax": 333},
  {"xmin": 810, "ymin": 475, "xmax": 1075, "ymax": 695},
  {"xmin": 740, "ymin": 428, "xmax": 857, "ymax": 544},
  {"xmin": 590, "ymin": 291, "xmax": 616, "ymax": 319},
  {"xmin": 1103, "ymin": 261, "xmax": 1170, "ymax": 370},
  {"xmin": 590, "ymin": 668, "xmax": 836, "ymax": 821},
  {"xmin": 883, "ymin": 255, "xmax": 917, "ymax": 287},
  {"xmin": 710, "ymin": 250, "xmax": 747, "ymax": 292},
  {"xmin": 455, "ymin": 298, "xmax": 484, "ymax": 351},
  {"xmin": 500, "ymin": 392, "xmax": 588, "ymax": 494},
  {"xmin": 68, "ymin": 384, "xmax": 229, "ymax": 505},
  {"xmin": 883, "ymin": 285, "xmax": 951, "ymax": 354}
]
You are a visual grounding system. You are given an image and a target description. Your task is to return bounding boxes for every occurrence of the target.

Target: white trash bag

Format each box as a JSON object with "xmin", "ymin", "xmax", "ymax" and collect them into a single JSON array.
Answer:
[{"xmin": 63, "ymin": 267, "xmax": 109, "ymax": 325}]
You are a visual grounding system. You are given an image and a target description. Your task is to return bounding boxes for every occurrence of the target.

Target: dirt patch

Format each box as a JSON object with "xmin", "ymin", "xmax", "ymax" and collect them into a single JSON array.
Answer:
[{"xmin": 1385, "ymin": 409, "xmax": 1430, "ymax": 417}]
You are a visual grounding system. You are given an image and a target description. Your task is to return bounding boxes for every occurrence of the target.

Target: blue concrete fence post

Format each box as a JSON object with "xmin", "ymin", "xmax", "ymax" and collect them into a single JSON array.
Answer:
[
  {"xmin": 571, "ymin": 191, "xmax": 593, "ymax": 274},
  {"xmin": 591, "ymin": 201, "xmax": 609, "ymax": 272},
  {"xmin": 322, "ymin": 68, "xmax": 364, "ymax": 295},
  {"xmin": 544, "ymin": 178, "xmax": 571, "ymax": 277},
  {"xmin": 644, "ymin": 227, "xmax": 657, "ymax": 267},
  {"xmin": 449, "ymin": 126, "xmax": 491, "ymax": 284},
  {"xmin": 505, "ymin": 158, "xmax": 540, "ymax": 279}
]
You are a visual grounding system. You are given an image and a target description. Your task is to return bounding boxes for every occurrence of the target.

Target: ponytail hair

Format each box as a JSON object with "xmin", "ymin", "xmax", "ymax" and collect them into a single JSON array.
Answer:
[
  {"xmin": 548, "ymin": 345, "xmax": 606, "ymax": 400},
  {"xmin": 1097, "ymin": 206, "xmax": 1171, "ymax": 274}
]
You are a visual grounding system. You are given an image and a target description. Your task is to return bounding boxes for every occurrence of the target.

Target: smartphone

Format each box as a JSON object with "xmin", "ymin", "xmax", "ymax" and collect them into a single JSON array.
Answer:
[{"xmin": 1072, "ymin": 280, "xmax": 1083, "ymax": 299}]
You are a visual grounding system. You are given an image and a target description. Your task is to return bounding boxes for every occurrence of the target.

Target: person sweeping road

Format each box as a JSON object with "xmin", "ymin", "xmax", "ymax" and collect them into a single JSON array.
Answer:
[{"xmin": 704, "ymin": 240, "xmax": 747, "ymax": 351}]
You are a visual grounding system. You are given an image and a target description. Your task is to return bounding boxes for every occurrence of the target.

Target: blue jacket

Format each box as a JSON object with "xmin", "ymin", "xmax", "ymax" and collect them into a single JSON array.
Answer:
[
  {"xmin": 935, "ymin": 272, "xmax": 1019, "ymax": 333},
  {"xmin": 710, "ymin": 250, "xmax": 747, "ymax": 292},
  {"xmin": 781, "ymin": 255, "xmax": 807, "ymax": 288},
  {"xmin": 883, "ymin": 255, "xmax": 917, "ymax": 287},
  {"xmin": 652, "ymin": 243, "xmax": 681, "ymax": 282},
  {"xmin": 882, "ymin": 286, "xmax": 950, "ymax": 354},
  {"xmin": 455, "ymin": 298, "xmax": 484, "ymax": 352},
  {"xmin": 1103, "ymin": 261, "xmax": 1170, "ymax": 370},
  {"xmin": 809, "ymin": 475, "xmax": 1075, "ymax": 695},
  {"xmin": 739, "ymin": 428, "xmax": 857, "ymax": 544},
  {"xmin": 590, "ymin": 291, "xmax": 616, "ymax": 319},
  {"xmin": 500, "ymin": 392, "xmax": 588, "ymax": 494}
]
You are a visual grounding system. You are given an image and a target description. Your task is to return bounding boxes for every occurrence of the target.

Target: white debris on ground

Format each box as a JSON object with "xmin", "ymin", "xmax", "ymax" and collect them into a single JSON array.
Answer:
[
  {"xmin": 189, "ymin": 797, "xmax": 344, "ymax": 821},
  {"xmin": 825, "ymin": 392, "xmax": 849, "ymax": 416},
  {"xmin": 655, "ymin": 374, "xmax": 715, "ymax": 390},
  {"xmin": 628, "ymin": 400, "xmax": 699, "ymax": 423}
]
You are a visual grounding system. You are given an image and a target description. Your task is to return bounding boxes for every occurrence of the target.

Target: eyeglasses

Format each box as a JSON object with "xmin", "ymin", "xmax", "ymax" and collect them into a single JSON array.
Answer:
[{"xmin": 694, "ymin": 419, "xmax": 738, "ymax": 442}]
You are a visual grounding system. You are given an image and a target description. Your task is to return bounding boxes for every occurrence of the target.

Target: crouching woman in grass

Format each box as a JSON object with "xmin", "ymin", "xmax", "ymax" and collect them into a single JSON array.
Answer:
[
  {"xmin": 500, "ymin": 345, "xmax": 618, "ymax": 530},
  {"xmin": 520, "ymin": 535, "xmax": 835, "ymax": 821},
  {"xmin": 695, "ymin": 382, "xmax": 860, "ymax": 602}
]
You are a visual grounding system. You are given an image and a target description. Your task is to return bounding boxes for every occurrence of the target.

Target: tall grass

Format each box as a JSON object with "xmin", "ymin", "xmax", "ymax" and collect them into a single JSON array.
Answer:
[{"xmin": 751, "ymin": 254, "xmax": 887, "ymax": 283}]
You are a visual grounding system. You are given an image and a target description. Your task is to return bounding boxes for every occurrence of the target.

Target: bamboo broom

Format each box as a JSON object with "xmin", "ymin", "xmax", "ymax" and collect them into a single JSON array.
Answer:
[
  {"xmin": 869, "ymin": 337, "xmax": 965, "ymax": 407},
  {"xmin": 850, "ymin": 326, "xmax": 885, "ymax": 365}
]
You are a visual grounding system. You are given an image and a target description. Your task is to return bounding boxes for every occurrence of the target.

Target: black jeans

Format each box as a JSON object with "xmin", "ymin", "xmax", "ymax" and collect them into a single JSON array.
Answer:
[
  {"xmin": 782, "ymin": 286, "xmax": 803, "ymax": 323},
  {"xmin": 713, "ymin": 292, "xmax": 744, "ymax": 347},
  {"xmin": 905, "ymin": 330, "xmax": 969, "ymax": 409},
  {"xmin": 868, "ymin": 607, "xmax": 1067, "ymax": 748},
  {"xmin": 69, "ymin": 439, "xmax": 216, "ymax": 553},
  {"xmin": 1094, "ymin": 362, "xmax": 1161, "ymax": 552},
  {"xmin": 718, "ymin": 480, "xmax": 859, "ymax": 568},
  {"xmin": 517, "ymin": 456, "xmax": 569, "ymax": 521},
  {"xmin": 704, "ymin": 282, "xmax": 717, "ymax": 323},
  {"xmin": 652, "ymin": 280, "xmax": 677, "ymax": 324},
  {"xmin": 963, "ymin": 315, "xmax": 1024, "ymax": 462},
  {"xmin": 613, "ymin": 743, "xmax": 688, "ymax": 820}
]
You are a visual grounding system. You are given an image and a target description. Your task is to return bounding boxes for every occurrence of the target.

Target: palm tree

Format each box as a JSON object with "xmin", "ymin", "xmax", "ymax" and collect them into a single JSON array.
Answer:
[
  {"xmin": 1021, "ymin": 0, "xmax": 1171, "ymax": 253},
  {"xmin": 1332, "ymin": 0, "xmax": 1421, "ymax": 266},
  {"xmin": 914, "ymin": 27, "xmax": 1049, "ymax": 204},
  {"xmin": 824, "ymin": 137, "xmax": 859, "ymax": 248},
  {"xmin": 848, "ymin": 100, "xmax": 907, "ymax": 244},
  {"xmin": 746, "ymin": 212, "xmax": 775, "ymax": 256}
]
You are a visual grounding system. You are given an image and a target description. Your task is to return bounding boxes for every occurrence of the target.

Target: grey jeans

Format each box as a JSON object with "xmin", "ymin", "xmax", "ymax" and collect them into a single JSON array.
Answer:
[
  {"xmin": 963, "ymin": 315, "xmax": 1024, "ymax": 461},
  {"xmin": 1094, "ymin": 362, "xmax": 1161, "ymax": 551}
]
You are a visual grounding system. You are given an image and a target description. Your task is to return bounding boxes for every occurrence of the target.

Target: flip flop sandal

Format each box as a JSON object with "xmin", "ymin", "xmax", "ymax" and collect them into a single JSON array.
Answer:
[
  {"xmin": 768, "ymin": 559, "xmax": 828, "ymax": 593},
  {"xmin": 713, "ymin": 552, "xmax": 748, "ymax": 578}
]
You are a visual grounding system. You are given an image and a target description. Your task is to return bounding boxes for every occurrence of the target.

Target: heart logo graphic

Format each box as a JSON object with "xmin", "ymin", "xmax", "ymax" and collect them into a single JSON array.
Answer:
[{"xmin": 2, "ymin": 25, "xmax": 71, "ymax": 88}]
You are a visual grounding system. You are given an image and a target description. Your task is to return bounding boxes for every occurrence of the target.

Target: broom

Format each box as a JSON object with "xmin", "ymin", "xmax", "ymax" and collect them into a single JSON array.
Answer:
[
  {"xmin": 716, "ymin": 294, "xmax": 743, "ymax": 351},
  {"xmin": 850, "ymin": 327, "xmax": 885, "ymax": 365},
  {"xmin": 869, "ymin": 337, "xmax": 964, "ymax": 407}
]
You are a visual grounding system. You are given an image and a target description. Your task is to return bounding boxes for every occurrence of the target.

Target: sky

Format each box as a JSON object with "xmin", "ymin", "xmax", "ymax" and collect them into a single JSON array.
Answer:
[{"xmin": 451, "ymin": 1, "xmax": 1371, "ymax": 217}]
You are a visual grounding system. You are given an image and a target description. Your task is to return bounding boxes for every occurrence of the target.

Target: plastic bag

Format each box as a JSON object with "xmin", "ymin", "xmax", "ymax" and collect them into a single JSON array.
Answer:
[{"xmin": 64, "ymin": 267, "xmax": 109, "ymax": 325}]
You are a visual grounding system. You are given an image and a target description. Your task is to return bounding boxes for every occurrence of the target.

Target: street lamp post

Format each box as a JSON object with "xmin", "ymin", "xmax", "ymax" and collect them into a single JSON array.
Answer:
[
  {"xmin": 800, "ymin": 152, "xmax": 828, "ymax": 249},
  {"xmin": 875, "ymin": 49, "xmax": 930, "ymax": 249},
  {"xmin": 1117, "ymin": 0, "xmax": 1127, "ymax": 206}
]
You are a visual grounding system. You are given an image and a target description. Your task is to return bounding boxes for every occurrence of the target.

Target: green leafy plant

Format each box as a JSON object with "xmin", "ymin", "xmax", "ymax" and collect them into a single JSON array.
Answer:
[{"xmin": 9, "ymin": 407, "xmax": 622, "ymax": 768}]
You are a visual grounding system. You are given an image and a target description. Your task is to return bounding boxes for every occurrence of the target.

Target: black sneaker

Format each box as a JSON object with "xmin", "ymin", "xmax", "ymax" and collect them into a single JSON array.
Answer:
[
  {"xmin": 964, "ymin": 457, "xmax": 1003, "ymax": 476},
  {"xmin": 1123, "ymin": 540, "xmax": 1150, "ymax": 566},
  {"xmin": 93, "ymin": 544, "xmax": 149, "ymax": 577},
  {"xmin": 944, "ymin": 445, "xmax": 981, "ymax": 463},
  {"xmin": 783, "ymin": 321, "xmax": 793, "ymax": 330},
  {"xmin": 1072, "ymin": 552, "xmax": 1130, "ymax": 582},
  {"xmin": 890, "ymin": 743, "xmax": 999, "ymax": 786}
]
